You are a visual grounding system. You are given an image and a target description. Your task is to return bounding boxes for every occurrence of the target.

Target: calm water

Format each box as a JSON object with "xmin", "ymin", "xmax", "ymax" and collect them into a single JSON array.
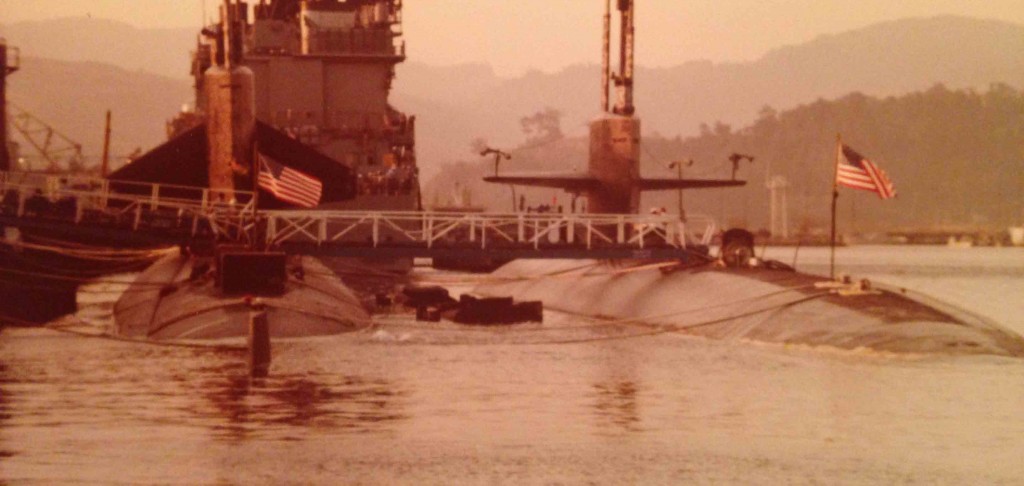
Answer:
[{"xmin": 2, "ymin": 246, "xmax": 1024, "ymax": 484}]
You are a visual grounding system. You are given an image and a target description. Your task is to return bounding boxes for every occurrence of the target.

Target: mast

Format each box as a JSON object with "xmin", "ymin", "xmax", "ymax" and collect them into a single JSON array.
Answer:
[
  {"xmin": 0, "ymin": 40, "xmax": 8, "ymax": 171},
  {"xmin": 830, "ymin": 134, "xmax": 841, "ymax": 279},
  {"xmin": 100, "ymin": 110, "xmax": 112, "ymax": 177},
  {"xmin": 601, "ymin": 0, "xmax": 611, "ymax": 113},
  {"xmin": 0, "ymin": 39, "xmax": 17, "ymax": 171},
  {"xmin": 613, "ymin": 0, "xmax": 635, "ymax": 116},
  {"xmin": 205, "ymin": 0, "xmax": 256, "ymax": 203}
]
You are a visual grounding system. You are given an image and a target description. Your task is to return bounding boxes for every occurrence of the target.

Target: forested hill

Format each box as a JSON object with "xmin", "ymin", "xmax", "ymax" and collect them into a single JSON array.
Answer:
[
  {"xmin": 4, "ymin": 15, "xmax": 1023, "ymax": 179},
  {"xmin": 423, "ymin": 84, "xmax": 1024, "ymax": 234}
]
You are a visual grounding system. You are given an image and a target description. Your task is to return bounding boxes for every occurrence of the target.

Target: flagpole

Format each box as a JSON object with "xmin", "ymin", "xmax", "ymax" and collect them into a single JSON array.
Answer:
[
  {"xmin": 830, "ymin": 133, "xmax": 841, "ymax": 280},
  {"xmin": 252, "ymin": 146, "xmax": 261, "ymax": 250}
]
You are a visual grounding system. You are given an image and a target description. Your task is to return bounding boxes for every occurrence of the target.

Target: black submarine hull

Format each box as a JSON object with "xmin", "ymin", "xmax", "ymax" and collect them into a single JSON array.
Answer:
[
  {"xmin": 114, "ymin": 253, "xmax": 369, "ymax": 340},
  {"xmin": 473, "ymin": 259, "xmax": 1024, "ymax": 357}
]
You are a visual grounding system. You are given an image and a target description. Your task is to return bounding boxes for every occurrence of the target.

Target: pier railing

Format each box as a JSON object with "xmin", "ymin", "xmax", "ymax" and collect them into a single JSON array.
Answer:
[
  {"xmin": 263, "ymin": 211, "xmax": 717, "ymax": 251},
  {"xmin": 2, "ymin": 171, "xmax": 719, "ymax": 256},
  {"xmin": 1, "ymin": 171, "xmax": 255, "ymax": 241}
]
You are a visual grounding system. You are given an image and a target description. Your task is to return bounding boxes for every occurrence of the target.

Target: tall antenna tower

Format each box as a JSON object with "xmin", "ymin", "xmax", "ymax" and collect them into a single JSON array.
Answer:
[
  {"xmin": 1, "ymin": 39, "xmax": 19, "ymax": 171},
  {"xmin": 601, "ymin": 0, "xmax": 635, "ymax": 116},
  {"xmin": 766, "ymin": 175, "xmax": 790, "ymax": 239}
]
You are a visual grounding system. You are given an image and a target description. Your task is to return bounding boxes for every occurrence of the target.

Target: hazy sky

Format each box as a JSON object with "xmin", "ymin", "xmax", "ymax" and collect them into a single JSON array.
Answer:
[{"xmin": 2, "ymin": 0, "xmax": 1023, "ymax": 75}]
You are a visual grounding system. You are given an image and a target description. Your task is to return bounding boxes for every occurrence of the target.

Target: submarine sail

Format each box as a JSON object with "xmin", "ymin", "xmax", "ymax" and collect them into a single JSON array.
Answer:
[{"xmin": 483, "ymin": 0, "xmax": 742, "ymax": 214}]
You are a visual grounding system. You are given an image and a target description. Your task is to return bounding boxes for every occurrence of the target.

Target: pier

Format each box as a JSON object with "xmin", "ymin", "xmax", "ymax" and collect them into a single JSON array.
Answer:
[{"xmin": 1, "ymin": 171, "xmax": 716, "ymax": 261}]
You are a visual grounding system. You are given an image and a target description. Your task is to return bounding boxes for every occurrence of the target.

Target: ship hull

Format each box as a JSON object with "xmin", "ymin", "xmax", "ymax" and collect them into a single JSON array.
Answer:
[
  {"xmin": 1, "ymin": 225, "xmax": 161, "ymax": 325},
  {"xmin": 0, "ymin": 250, "xmax": 77, "ymax": 325},
  {"xmin": 114, "ymin": 253, "xmax": 369, "ymax": 340},
  {"xmin": 473, "ymin": 259, "xmax": 1024, "ymax": 357}
]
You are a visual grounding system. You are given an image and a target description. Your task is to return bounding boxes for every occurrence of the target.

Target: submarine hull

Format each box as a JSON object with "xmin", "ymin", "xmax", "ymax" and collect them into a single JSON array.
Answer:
[
  {"xmin": 114, "ymin": 254, "xmax": 369, "ymax": 340},
  {"xmin": 473, "ymin": 259, "xmax": 1024, "ymax": 357}
]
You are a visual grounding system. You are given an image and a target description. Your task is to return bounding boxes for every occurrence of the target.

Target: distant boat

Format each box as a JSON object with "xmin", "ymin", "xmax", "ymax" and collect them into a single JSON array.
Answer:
[
  {"xmin": 947, "ymin": 235, "xmax": 974, "ymax": 248},
  {"xmin": 1010, "ymin": 226, "xmax": 1024, "ymax": 247}
]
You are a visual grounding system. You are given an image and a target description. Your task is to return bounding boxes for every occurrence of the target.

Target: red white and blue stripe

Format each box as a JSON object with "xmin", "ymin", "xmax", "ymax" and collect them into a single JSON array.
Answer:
[
  {"xmin": 836, "ymin": 144, "xmax": 896, "ymax": 199},
  {"xmin": 258, "ymin": 155, "xmax": 323, "ymax": 208}
]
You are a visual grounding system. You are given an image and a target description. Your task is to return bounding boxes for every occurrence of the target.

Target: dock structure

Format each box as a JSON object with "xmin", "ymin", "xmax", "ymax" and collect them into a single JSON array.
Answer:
[{"xmin": 0, "ymin": 172, "xmax": 716, "ymax": 261}]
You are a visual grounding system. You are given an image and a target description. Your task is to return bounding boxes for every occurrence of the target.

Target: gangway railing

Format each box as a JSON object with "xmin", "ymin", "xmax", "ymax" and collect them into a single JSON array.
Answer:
[
  {"xmin": 263, "ymin": 210, "xmax": 717, "ymax": 251},
  {"xmin": 2, "ymin": 170, "xmax": 719, "ymax": 257},
  {"xmin": 1, "ymin": 171, "xmax": 254, "ymax": 242}
]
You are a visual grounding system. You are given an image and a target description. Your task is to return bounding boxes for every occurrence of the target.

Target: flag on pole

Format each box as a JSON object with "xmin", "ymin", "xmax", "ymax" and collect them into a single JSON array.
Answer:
[
  {"xmin": 836, "ymin": 144, "xmax": 896, "ymax": 199},
  {"xmin": 257, "ymin": 155, "xmax": 323, "ymax": 208}
]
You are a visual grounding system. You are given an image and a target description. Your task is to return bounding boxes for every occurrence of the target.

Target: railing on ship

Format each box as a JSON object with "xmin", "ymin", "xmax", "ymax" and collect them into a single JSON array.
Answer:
[
  {"xmin": 1, "ymin": 171, "xmax": 719, "ymax": 252},
  {"xmin": 0, "ymin": 171, "xmax": 255, "ymax": 241}
]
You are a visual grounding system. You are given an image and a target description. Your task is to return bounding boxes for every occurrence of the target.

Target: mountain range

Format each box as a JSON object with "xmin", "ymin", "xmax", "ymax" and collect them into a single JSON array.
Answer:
[
  {"xmin": 426, "ymin": 84, "xmax": 1024, "ymax": 233},
  {"xmin": 2, "ymin": 14, "xmax": 1022, "ymax": 222}
]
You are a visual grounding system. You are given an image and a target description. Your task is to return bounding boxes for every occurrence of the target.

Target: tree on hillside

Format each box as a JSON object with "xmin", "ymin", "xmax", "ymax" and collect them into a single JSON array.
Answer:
[
  {"xmin": 670, "ymin": 84, "xmax": 1024, "ymax": 233},
  {"xmin": 425, "ymin": 85, "xmax": 1024, "ymax": 232},
  {"xmin": 520, "ymin": 108, "xmax": 564, "ymax": 146}
]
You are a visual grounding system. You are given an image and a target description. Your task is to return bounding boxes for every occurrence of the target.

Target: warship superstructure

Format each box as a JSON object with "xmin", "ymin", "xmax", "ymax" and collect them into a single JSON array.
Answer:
[
  {"xmin": 167, "ymin": 0, "xmax": 418, "ymax": 210},
  {"xmin": 109, "ymin": 0, "xmax": 420, "ymax": 340}
]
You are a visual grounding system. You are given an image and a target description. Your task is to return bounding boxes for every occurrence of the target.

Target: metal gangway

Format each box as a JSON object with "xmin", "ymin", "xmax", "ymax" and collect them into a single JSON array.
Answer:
[{"xmin": 0, "ymin": 172, "xmax": 718, "ymax": 260}]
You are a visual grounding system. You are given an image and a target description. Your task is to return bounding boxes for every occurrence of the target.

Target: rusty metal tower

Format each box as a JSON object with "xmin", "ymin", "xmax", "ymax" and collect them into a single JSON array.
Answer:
[
  {"xmin": 1, "ymin": 39, "xmax": 21, "ymax": 171},
  {"xmin": 602, "ymin": 0, "xmax": 635, "ymax": 116},
  {"xmin": 589, "ymin": 0, "xmax": 641, "ymax": 213}
]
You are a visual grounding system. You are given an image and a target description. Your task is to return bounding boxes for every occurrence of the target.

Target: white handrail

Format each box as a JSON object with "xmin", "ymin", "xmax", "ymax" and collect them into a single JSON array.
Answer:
[
  {"xmin": 0, "ymin": 171, "xmax": 253, "ymax": 212},
  {"xmin": 2, "ymin": 170, "xmax": 721, "ymax": 252},
  {"xmin": 260, "ymin": 210, "xmax": 718, "ymax": 250}
]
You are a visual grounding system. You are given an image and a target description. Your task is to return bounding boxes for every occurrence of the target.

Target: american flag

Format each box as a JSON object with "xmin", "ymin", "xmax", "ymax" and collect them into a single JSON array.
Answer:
[
  {"xmin": 836, "ymin": 144, "xmax": 896, "ymax": 199},
  {"xmin": 257, "ymin": 155, "xmax": 323, "ymax": 208}
]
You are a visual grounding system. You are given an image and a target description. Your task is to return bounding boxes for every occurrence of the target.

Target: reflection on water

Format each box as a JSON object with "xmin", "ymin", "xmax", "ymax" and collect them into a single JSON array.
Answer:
[
  {"xmin": 592, "ymin": 381, "xmax": 641, "ymax": 433},
  {"xmin": 590, "ymin": 337, "xmax": 645, "ymax": 436},
  {"xmin": 0, "ymin": 359, "xmax": 14, "ymax": 460},
  {"xmin": 4, "ymin": 323, "xmax": 1024, "ymax": 483},
  {"xmin": 0, "ymin": 361, "xmax": 8, "ymax": 420},
  {"xmin": 1, "ymin": 247, "xmax": 1024, "ymax": 483},
  {"xmin": 198, "ymin": 372, "xmax": 407, "ymax": 441}
]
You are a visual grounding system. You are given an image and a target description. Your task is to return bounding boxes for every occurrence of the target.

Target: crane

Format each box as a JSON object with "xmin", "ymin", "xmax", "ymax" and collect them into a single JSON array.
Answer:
[{"xmin": 7, "ymin": 101, "xmax": 87, "ymax": 173}]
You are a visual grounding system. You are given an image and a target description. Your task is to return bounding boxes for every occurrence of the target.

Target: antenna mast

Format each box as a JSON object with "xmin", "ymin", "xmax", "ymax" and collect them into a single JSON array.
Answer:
[
  {"xmin": 223, "ymin": 0, "xmax": 233, "ymax": 68},
  {"xmin": 612, "ymin": 0, "xmax": 635, "ymax": 116},
  {"xmin": 601, "ymin": 0, "xmax": 611, "ymax": 113}
]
